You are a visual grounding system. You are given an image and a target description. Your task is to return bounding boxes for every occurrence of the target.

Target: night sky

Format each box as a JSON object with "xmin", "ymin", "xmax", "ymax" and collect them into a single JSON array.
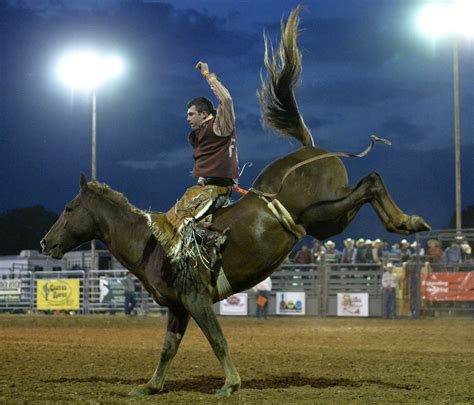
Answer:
[{"xmin": 1, "ymin": 0, "xmax": 473, "ymax": 247}]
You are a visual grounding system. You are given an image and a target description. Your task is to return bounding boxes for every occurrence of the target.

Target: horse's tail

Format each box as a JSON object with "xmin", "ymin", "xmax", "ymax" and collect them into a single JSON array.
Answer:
[{"xmin": 257, "ymin": 5, "xmax": 314, "ymax": 148}]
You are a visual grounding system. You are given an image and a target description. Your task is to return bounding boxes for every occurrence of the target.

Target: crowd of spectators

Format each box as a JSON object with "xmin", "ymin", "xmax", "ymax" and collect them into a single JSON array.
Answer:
[{"xmin": 289, "ymin": 236, "xmax": 472, "ymax": 267}]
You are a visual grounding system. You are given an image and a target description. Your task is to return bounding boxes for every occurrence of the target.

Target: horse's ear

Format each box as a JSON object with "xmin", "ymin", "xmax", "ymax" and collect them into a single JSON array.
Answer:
[{"xmin": 80, "ymin": 173, "xmax": 88, "ymax": 193}]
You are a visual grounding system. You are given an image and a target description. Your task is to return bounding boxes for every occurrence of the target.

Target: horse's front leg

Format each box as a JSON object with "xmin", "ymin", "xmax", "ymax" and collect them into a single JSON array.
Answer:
[
  {"xmin": 182, "ymin": 293, "xmax": 241, "ymax": 397},
  {"xmin": 129, "ymin": 305, "xmax": 190, "ymax": 396}
]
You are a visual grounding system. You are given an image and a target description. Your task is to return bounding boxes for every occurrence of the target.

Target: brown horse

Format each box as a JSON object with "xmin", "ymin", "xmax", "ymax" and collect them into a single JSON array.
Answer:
[{"xmin": 41, "ymin": 7, "xmax": 429, "ymax": 397}]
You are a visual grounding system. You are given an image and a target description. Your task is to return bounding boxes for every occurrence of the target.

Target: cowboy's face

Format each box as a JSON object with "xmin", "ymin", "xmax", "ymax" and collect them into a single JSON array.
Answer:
[{"xmin": 187, "ymin": 105, "xmax": 208, "ymax": 130}]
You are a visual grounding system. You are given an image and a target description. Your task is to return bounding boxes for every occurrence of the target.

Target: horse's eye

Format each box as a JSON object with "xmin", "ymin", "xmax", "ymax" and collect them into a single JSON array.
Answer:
[{"xmin": 65, "ymin": 206, "xmax": 73, "ymax": 212}]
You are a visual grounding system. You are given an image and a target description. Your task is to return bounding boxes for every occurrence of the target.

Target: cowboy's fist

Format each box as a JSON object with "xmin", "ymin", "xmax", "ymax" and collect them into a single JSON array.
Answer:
[{"xmin": 195, "ymin": 61, "xmax": 209, "ymax": 74}]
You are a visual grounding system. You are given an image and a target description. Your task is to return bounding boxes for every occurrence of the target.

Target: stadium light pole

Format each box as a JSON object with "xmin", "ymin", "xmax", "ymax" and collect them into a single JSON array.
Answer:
[
  {"xmin": 57, "ymin": 51, "xmax": 123, "ymax": 270},
  {"xmin": 417, "ymin": 1, "xmax": 474, "ymax": 236}
]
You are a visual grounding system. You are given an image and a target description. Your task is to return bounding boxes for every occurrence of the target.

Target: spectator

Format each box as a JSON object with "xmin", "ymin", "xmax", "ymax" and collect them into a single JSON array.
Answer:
[
  {"xmin": 355, "ymin": 238, "xmax": 367, "ymax": 264},
  {"xmin": 382, "ymin": 263, "xmax": 398, "ymax": 319},
  {"xmin": 364, "ymin": 239, "xmax": 373, "ymax": 262},
  {"xmin": 443, "ymin": 239, "xmax": 462, "ymax": 265},
  {"xmin": 311, "ymin": 240, "xmax": 325, "ymax": 265},
  {"xmin": 122, "ymin": 272, "xmax": 136, "ymax": 316},
  {"xmin": 294, "ymin": 244, "xmax": 313, "ymax": 265},
  {"xmin": 390, "ymin": 242, "xmax": 401, "ymax": 255},
  {"xmin": 399, "ymin": 239, "xmax": 412, "ymax": 262},
  {"xmin": 253, "ymin": 276, "xmax": 272, "ymax": 320},
  {"xmin": 341, "ymin": 238, "xmax": 357, "ymax": 264},
  {"xmin": 324, "ymin": 240, "xmax": 341, "ymax": 263},
  {"xmin": 461, "ymin": 241, "xmax": 472, "ymax": 263},
  {"xmin": 427, "ymin": 239, "xmax": 442, "ymax": 263},
  {"xmin": 368, "ymin": 238, "xmax": 383, "ymax": 264},
  {"xmin": 410, "ymin": 241, "xmax": 425, "ymax": 260}
]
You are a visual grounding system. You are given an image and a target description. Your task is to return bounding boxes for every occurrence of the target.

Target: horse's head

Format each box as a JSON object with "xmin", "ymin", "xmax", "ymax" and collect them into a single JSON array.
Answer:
[{"xmin": 41, "ymin": 173, "xmax": 97, "ymax": 259}]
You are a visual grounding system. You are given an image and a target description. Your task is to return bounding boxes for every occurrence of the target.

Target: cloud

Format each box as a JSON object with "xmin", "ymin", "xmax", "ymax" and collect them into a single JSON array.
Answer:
[
  {"xmin": 378, "ymin": 116, "xmax": 429, "ymax": 146},
  {"xmin": 117, "ymin": 146, "xmax": 191, "ymax": 170},
  {"xmin": 297, "ymin": 75, "xmax": 443, "ymax": 108}
]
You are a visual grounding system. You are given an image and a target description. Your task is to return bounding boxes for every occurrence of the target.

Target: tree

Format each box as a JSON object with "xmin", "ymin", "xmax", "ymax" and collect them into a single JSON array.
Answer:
[
  {"xmin": 0, "ymin": 206, "xmax": 58, "ymax": 255},
  {"xmin": 447, "ymin": 205, "xmax": 474, "ymax": 229}
]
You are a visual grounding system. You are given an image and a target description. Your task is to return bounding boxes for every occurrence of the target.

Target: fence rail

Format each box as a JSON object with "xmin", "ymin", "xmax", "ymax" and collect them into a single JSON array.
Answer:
[{"xmin": 1, "ymin": 264, "xmax": 473, "ymax": 317}]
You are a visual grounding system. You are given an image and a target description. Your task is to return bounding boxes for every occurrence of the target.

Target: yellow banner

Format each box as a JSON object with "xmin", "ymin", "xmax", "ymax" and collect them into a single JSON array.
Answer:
[{"xmin": 36, "ymin": 279, "xmax": 80, "ymax": 310}]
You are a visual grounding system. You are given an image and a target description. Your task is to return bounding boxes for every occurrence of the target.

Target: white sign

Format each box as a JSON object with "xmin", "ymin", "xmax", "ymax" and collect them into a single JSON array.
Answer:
[
  {"xmin": 0, "ymin": 279, "xmax": 21, "ymax": 296},
  {"xmin": 276, "ymin": 292, "xmax": 305, "ymax": 315},
  {"xmin": 219, "ymin": 293, "xmax": 248, "ymax": 316},
  {"xmin": 337, "ymin": 293, "xmax": 369, "ymax": 317}
]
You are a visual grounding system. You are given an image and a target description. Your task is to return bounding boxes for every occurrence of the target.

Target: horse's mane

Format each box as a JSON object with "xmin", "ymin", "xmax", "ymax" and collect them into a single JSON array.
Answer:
[{"xmin": 88, "ymin": 180, "xmax": 145, "ymax": 216}]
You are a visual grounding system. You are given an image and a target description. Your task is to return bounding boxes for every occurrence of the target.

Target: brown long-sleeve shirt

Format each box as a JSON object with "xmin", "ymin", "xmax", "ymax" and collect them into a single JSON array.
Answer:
[{"xmin": 188, "ymin": 72, "xmax": 239, "ymax": 179}]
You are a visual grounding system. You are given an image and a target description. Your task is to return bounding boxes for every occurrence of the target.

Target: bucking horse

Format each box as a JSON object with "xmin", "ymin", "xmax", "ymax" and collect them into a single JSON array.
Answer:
[{"xmin": 41, "ymin": 6, "xmax": 430, "ymax": 397}]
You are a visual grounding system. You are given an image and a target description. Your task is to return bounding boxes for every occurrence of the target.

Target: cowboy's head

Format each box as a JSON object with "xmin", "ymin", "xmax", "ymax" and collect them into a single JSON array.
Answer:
[{"xmin": 187, "ymin": 97, "xmax": 215, "ymax": 130}]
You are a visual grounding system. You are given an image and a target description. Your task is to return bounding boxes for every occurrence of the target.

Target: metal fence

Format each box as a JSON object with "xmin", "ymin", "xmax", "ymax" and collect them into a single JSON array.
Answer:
[
  {"xmin": 1, "ymin": 263, "xmax": 472, "ymax": 317},
  {"xmin": 0, "ymin": 269, "xmax": 166, "ymax": 315}
]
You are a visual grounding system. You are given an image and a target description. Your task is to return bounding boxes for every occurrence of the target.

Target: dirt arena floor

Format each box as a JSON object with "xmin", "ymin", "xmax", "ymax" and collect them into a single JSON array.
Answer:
[{"xmin": 0, "ymin": 314, "xmax": 473, "ymax": 404}]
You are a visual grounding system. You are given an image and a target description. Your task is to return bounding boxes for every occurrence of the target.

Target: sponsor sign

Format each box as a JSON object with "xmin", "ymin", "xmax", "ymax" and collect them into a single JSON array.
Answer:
[
  {"xmin": 276, "ymin": 292, "xmax": 305, "ymax": 315},
  {"xmin": 99, "ymin": 277, "xmax": 123, "ymax": 304},
  {"xmin": 36, "ymin": 279, "xmax": 80, "ymax": 310},
  {"xmin": 421, "ymin": 272, "xmax": 474, "ymax": 301},
  {"xmin": 337, "ymin": 293, "xmax": 369, "ymax": 317},
  {"xmin": 220, "ymin": 293, "xmax": 248, "ymax": 315},
  {"xmin": 0, "ymin": 279, "xmax": 22, "ymax": 303}
]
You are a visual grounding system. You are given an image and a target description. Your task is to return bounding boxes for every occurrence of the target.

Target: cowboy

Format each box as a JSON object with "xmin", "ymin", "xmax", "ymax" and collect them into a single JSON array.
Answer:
[
  {"xmin": 341, "ymin": 238, "xmax": 357, "ymax": 264},
  {"xmin": 382, "ymin": 262, "xmax": 398, "ymax": 319},
  {"xmin": 323, "ymin": 240, "xmax": 341, "ymax": 263},
  {"xmin": 165, "ymin": 61, "xmax": 239, "ymax": 267},
  {"xmin": 354, "ymin": 238, "xmax": 367, "ymax": 264}
]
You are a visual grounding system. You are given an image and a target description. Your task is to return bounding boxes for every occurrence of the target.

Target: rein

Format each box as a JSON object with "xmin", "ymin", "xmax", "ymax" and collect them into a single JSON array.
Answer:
[{"xmin": 250, "ymin": 135, "xmax": 391, "ymax": 200}]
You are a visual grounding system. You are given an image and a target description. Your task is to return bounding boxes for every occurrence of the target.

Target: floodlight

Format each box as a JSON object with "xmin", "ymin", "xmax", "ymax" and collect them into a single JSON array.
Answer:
[
  {"xmin": 57, "ymin": 51, "xmax": 123, "ymax": 90},
  {"xmin": 417, "ymin": 1, "xmax": 474, "ymax": 38}
]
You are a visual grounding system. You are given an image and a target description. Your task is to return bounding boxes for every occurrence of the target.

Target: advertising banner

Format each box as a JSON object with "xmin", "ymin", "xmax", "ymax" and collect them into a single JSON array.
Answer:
[
  {"xmin": 219, "ymin": 293, "xmax": 248, "ymax": 315},
  {"xmin": 36, "ymin": 279, "xmax": 80, "ymax": 310},
  {"xmin": 99, "ymin": 276, "xmax": 123, "ymax": 304},
  {"xmin": 337, "ymin": 293, "xmax": 369, "ymax": 317},
  {"xmin": 0, "ymin": 279, "xmax": 22, "ymax": 303},
  {"xmin": 276, "ymin": 292, "xmax": 305, "ymax": 315},
  {"xmin": 421, "ymin": 272, "xmax": 474, "ymax": 301}
]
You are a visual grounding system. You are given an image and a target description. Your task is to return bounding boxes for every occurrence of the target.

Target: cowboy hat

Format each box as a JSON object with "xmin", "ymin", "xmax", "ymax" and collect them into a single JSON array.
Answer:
[{"xmin": 324, "ymin": 240, "xmax": 335, "ymax": 248}]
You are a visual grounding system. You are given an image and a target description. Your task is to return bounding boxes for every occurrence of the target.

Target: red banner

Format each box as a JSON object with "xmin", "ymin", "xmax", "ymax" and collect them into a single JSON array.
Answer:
[{"xmin": 421, "ymin": 272, "xmax": 474, "ymax": 301}]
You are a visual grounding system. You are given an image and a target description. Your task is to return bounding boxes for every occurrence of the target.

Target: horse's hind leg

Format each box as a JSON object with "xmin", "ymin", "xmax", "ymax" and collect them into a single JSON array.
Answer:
[
  {"xmin": 302, "ymin": 172, "xmax": 430, "ymax": 236},
  {"xmin": 129, "ymin": 305, "xmax": 190, "ymax": 396},
  {"xmin": 182, "ymin": 293, "xmax": 241, "ymax": 397}
]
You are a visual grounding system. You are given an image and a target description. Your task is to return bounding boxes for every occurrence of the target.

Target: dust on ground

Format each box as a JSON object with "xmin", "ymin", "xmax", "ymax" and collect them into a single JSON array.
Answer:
[{"xmin": 0, "ymin": 315, "xmax": 472, "ymax": 403}]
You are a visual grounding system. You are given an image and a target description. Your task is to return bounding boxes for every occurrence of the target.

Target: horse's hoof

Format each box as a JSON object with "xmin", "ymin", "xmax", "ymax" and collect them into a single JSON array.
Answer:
[
  {"xmin": 129, "ymin": 384, "xmax": 160, "ymax": 397},
  {"xmin": 415, "ymin": 216, "xmax": 431, "ymax": 232},
  {"xmin": 215, "ymin": 382, "xmax": 240, "ymax": 398},
  {"xmin": 400, "ymin": 215, "xmax": 430, "ymax": 234}
]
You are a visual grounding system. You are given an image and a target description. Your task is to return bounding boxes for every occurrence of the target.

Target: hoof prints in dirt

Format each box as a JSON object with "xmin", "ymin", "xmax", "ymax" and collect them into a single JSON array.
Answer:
[{"xmin": 44, "ymin": 374, "xmax": 417, "ymax": 394}]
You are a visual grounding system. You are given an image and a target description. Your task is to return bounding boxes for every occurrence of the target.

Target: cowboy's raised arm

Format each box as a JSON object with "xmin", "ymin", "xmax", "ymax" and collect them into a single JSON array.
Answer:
[{"xmin": 196, "ymin": 61, "xmax": 235, "ymax": 137}]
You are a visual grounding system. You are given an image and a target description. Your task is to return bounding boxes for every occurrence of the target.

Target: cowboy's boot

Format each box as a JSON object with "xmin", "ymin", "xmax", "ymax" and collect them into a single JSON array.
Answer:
[{"xmin": 193, "ymin": 224, "xmax": 227, "ymax": 268}]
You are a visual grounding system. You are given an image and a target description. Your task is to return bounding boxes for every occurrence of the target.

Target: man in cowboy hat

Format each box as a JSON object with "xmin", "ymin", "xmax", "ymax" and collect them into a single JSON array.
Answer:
[
  {"xmin": 324, "ymin": 240, "xmax": 341, "ymax": 262},
  {"xmin": 399, "ymin": 239, "xmax": 412, "ymax": 263},
  {"xmin": 368, "ymin": 238, "xmax": 383, "ymax": 264},
  {"xmin": 355, "ymin": 238, "xmax": 367, "ymax": 264},
  {"xmin": 410, "ymin": 241, "xmax": 425, "ymax": 259},
  {"xmin": 382, "ymin": 262, "xmax": 398, "ymax": 319},
  {"xmin": 341, "ymin": 238, "xmax": 357, "ymax": 264}
]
